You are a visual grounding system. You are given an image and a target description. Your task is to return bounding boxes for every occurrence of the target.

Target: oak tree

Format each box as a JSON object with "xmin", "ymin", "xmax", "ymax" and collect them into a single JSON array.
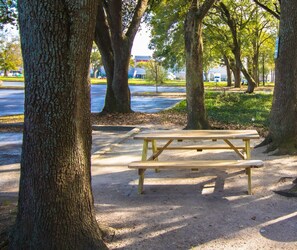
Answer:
[
  {"xmin": 185, "ymin": 0, "xmax": 216, "ymax": 129},
  {"xmin": 11, "ymin": 0, "xmax": 108, "ymax": 249},
  {"xmin": 94, "ymin": 0, "xmax": 149, "ymax": 113}
]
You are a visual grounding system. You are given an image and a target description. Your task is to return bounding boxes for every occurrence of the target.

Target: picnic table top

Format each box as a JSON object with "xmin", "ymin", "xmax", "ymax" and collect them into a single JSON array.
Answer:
[{"xmin": 134, "ymin": 129, "xmax": 260, "ymax": 140}]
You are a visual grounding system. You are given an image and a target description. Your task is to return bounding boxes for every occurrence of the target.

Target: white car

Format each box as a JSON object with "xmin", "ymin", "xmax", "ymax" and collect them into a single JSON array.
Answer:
[{"xmin": 167, "ymin": 73, "xmax": 176, "ymax": 80}]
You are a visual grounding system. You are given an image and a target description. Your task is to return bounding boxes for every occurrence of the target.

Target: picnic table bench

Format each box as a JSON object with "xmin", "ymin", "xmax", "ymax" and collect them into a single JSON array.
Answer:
[{"xmin": 128, "ymin": 130, "xmax": 264, "ymax": 195}]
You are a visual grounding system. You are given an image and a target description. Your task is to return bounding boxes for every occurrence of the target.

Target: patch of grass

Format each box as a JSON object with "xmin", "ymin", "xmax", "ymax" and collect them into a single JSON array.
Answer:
[
  {"xmin": 0, "ymin": 114, "xmax": 24, "ymax": 124},
  {"xmin": 0, "ymin": 76, "xmax": 24, "ymax": 82},
  {"xmin": 171, "ymin": 91, "xmax": 272, "ymax": 128}
]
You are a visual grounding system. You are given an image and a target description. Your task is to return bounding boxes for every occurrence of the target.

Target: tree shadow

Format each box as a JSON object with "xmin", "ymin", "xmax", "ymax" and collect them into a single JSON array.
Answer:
[{"xmin": 91, "ymin": 166, "xmax": 297, "ymax": 249}]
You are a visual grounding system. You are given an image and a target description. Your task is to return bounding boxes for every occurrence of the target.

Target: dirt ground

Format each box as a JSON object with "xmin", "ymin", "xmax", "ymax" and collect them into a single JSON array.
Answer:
[{"xmin": 1, "ymin": 118, "xmax": 297, "ymax": 249}]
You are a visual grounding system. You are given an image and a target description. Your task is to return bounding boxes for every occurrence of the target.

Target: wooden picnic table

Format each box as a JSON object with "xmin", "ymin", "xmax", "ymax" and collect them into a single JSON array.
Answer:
[{"xmin": 129, "ymin": 129, "xmax": 263, "ymax": 195}]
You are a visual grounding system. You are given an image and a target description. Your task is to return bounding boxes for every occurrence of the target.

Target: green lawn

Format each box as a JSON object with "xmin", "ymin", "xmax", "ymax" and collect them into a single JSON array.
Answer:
[
  {"xmin": 0, "ymin": 76, "xmax": 25, "ymax": 82},
  {"xmin": 171, "ymin": 91, "xmax": 272, "ymax": 129},
  {"xmin": 0, "ymin": 76, "xmax": 274, "ymax": 89}
]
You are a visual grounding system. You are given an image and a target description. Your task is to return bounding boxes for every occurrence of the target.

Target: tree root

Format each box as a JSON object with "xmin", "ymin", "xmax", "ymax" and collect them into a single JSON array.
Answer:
[
  {"xmin": 274, "ymin": 184, "xmax": 297, "ymax": 197},
  {"xmin": 98, "ymin": 223, "xmax": 116, "ymax": 243},
  {"xmin": 274, "ymin": 178, "xmax": 297, "ymax": 197},
  {"xmin": 255, "ymin": 135, "xmax": 272, "ymax": 149}
]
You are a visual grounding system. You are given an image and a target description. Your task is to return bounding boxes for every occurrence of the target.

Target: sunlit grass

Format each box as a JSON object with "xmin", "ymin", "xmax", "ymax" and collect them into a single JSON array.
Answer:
[
  {"xmin": 0, "ymin": 77, "xmax": 24, "ymax": 82},
  {"xmin": 171, "ymin": 91, "xmax": 272, "ymax": 128},
  {"xmin": 0, "ymin": 114, "xmax": 24, "ymax": 123}
]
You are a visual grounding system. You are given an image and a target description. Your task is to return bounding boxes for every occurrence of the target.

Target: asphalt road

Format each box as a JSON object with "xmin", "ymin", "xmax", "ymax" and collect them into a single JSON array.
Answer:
[{"xmin": 0, "ymin": 83, "xmax": 185, "ymax": 116}]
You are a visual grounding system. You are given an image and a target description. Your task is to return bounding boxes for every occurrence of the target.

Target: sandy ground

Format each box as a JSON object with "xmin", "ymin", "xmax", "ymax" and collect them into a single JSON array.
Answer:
[{"xmin": 1, "ymin": 126, "xmax": 297, "ymax": 249}]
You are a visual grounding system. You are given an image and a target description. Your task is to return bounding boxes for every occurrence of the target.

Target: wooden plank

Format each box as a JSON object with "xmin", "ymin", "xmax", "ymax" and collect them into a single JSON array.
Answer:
[
  {"xmin": 223, "ymin": 139, "xmax": 245, "ymax": 159},
  {"xmin": 129, "ymin": 160, "xmax": 264, "ymax": 169},
  {"xmin": 134, "ymin": 129, "xmax": 260, "ymax": 140},
  {"xmin": 155, "ymin": 145, "xmax": 251, "ymax": 150},
  {"xmin": 147, "ymin": 139, "xmax": 173, "ymax": 161}
]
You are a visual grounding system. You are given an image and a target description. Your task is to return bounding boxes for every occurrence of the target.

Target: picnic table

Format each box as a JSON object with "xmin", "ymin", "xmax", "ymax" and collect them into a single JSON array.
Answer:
[{"xmin": 128, "ymin": 129, "xmax": 264, "ymax": 195}]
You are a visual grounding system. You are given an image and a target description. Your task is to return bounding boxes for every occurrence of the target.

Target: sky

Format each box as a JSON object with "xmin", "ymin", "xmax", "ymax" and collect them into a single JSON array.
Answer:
[
  {"xmin": 131, "ymin": 25, "xmax": 153, "ymax": 57},
  {"xmin": 5, "ymin": 24, "xmax": 153, "ymax": 56}
]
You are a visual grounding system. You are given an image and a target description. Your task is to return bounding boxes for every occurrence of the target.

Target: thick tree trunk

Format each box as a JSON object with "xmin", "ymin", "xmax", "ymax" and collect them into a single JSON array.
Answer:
[
  {"xmin": 230, "ymin": 59, "xmax": 241, "ymax": 88},
  {"xmin": 184, "ymin": 0, "xmax": 215, "ymax": 129},
  {"xmin": 94, "ymin": 0, "xmax": 148, "ymax": 113},
  {"xmin": 112, "ymin": 46, "xmax": 132, "ymax": 112},
  {"xmin": 95, "ymin": 1, "xmax": 117, "ymax": 113},
  {"xmin": 12, "ymin": 1, "xmax": 108, "ymax": 249},
  {"xmin": 265, "ymin": 0, "xmax": 297, "ymax": 154},
  {"xmin": 223, "ymin": 55, "xmax": 232, "ymax": 87}
]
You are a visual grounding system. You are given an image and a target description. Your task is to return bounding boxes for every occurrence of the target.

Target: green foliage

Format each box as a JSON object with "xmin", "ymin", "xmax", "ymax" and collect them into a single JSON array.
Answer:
[
  {"xmin": 142, "ymin": 60, "xmax": 167, "ymax": 85},
  {"xmin": 149, "ymin": 0, "xmax": 189, "ymax": 70},
  {"xmin": 0, "ymin": 37, "xmax": 22, "ymax": 75},
  {"xmin": 90, "ymin": 44, "xmax": 102, "ymax": 77},
  {"xmin": 172, "ymin": 91, "xmax": 272, "ymax": 128},
  {"xmin": 0, "ymin": 0, "xmax": 17, "ymax": 30}
]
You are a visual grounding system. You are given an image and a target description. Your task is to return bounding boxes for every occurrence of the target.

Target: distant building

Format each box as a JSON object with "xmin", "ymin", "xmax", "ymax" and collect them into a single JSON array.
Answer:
[
  {"xmin": 134, "ymin": 55, "xmax": 151, "ymax": 63},
  {"xmin": 208, "ymin": 66, "xmax": 227, "ymax": 81}
]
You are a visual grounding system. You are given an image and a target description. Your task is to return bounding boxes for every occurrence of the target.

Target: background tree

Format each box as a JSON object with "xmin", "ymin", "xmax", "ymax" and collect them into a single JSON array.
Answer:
[
  {"xmin": 11, "ymin": 0, "xmax": 108, "ymax": 248},
  {"xmin": 184, "ymin": 0, "xmax": 216, "ymax": 129},
  {"xmin": 0, "ymin": 37, "xmax": 22, "ymax": 75},
  {"xmin": 90, "ymin": 43, "xmax": 102, "ymax": 78},
  {"xmin": 94, "ymin": 0, "xmax": 149, "ymax": 113},
  {"xmin": 218, "ymin": 0, "xmax": 258, "ymax": 93},
  {"xmin": 246, "ymin": 4, "xmax": 278, "ymax": 85},
  {"xmin": 142, "ymin": 59, "xmax": 167, "ymax": 92},
  {"xmin": 204, "ymin": 13, "xmax": 236, "ymax": 86},
  {"xmin": 149, "ymin": 0, "xmax": 188, "ymax": 71}
]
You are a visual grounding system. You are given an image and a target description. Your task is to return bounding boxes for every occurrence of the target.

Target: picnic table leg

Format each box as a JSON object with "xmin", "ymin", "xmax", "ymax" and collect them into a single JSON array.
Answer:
[
  {"xmin": 142, "ymin": 140, "xmax": 149, "ymax": 161},
  {"xmin": 244, "ymin": 139, "xmax": 252, "ymax": 194},
  {"xmin": 244, "ymin": 139, "xmax": 251, "ymax": 160},
  {"xmin": 138, "ymin": 169, "xmax": 145, "ymax": 194},
  {"xmin": 151, "ymin": 140, "xmax": 160, "ymax": 172},
  {"xmin": 136, "ymin": 140, "xmax": 149, "ymax": 194}
]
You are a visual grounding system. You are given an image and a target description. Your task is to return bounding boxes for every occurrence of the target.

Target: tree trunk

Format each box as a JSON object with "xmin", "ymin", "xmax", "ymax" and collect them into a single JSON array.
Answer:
[
  {"xmin": 220, "ymin": 2, "xmax": 257, "ymax": 92},
  {"xmin": 230, "ymin": 59, "xmax": 241, "ymax": 88},
  {"xmin": 223, "ymin": 55, "xmax": 232, "ymax": 87},
  {"xmin": 12, "ymin": 1, "xmax": 108, "ymax": 249},
  {"xmin": 252, "ymin": 41, "xmax": 260, "ymax": 86},
  {"xmin": 241, "ymin": 65, "xmax": 257, "ymax": 93},
  {"xmin": 184, "ymin": 0, "xmax": 215, "ymax": 129},
  {"xmin": 94, "ymin": 0, "xmax": 148, "ymax": 113},
  {"xmin": 231, "ymin": 27, "xmax": 257, "ymax": 93},
  {"xmin": 265, "ymin": 0, "xmax": 297, "ymax": 154},
  {"xmin": 112, "ymin": 45, "xmax": 132, "ymax": 112}
]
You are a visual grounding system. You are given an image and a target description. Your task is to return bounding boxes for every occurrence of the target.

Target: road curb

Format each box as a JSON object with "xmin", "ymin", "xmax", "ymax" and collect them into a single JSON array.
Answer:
[{"xmin": 91, "ymin": 127, "xmax": 141, "ymax": 159}]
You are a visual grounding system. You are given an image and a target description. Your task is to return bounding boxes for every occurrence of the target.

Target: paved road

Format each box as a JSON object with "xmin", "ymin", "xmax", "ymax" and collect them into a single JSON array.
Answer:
[{"xmin": 0, "ymin": 83, "xmax": 185, "ymax": 116}]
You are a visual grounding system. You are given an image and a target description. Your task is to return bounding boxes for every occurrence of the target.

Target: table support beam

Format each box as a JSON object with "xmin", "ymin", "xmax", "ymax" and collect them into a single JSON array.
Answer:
[{"xmin": 223, "ymin": 139, "xmax": 245, "ymax": 159}]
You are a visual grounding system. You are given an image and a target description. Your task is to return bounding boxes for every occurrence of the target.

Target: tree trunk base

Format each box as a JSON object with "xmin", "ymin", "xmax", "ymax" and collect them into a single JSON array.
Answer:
[{"xmin": 274, "ymin": 182, "xmax": 297, "ymax": 197}]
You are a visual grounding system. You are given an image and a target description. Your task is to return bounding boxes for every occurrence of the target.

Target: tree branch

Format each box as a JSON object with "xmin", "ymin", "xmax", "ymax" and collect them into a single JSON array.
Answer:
[
  {"xmin": 196, "ymin": 0, "xmax": 217, "ymax": 20},
  {"xmin": 253, "ymin": 0, "xmax": 280, "ymax": 19},
  {"xmin": 125, "ymin": 0, "xmax": 149, "ymax": 45}
]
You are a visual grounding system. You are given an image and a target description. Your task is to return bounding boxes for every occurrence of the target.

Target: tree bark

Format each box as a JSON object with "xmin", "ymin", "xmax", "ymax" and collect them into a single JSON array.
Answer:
[
  {"xmin": 184, "ymin": 0, "xmax": 215, "ymax": 129},
  {"xmin": 11, "ymin": 1, "xmax": 108, "ymax": 249},
  {"xmin": 230, "ymin": 58, "xmax": 241, "ymax": 88},
  {"xmin": 94, "ymin": 0, "xmax": 149, "ymax": 113},
  {"xmin": 223, "ymin": 54, "xmax": 232, "ymax": 87},
  {"xmin": 265, "ymin": 0, "xmax": 297, "ymax": 154},
  {"xmin": 252, "ymin": 40, "xmax": 260, "ymax": 86}
]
